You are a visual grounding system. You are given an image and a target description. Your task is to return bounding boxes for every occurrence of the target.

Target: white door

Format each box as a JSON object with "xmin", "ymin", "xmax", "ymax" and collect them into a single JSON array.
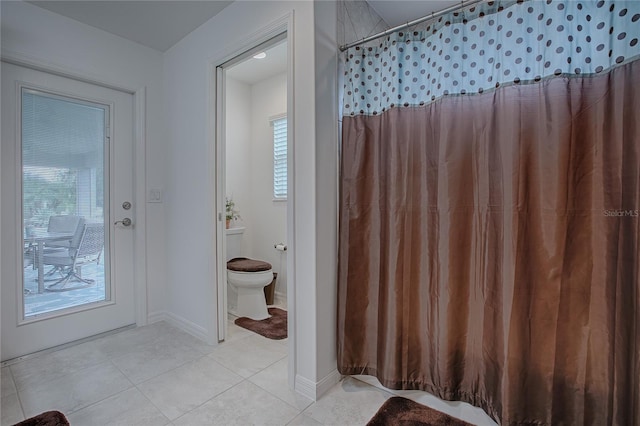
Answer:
[{"xmin": 1, "ymin": 63, "xmax": 136, "ymax": 361}]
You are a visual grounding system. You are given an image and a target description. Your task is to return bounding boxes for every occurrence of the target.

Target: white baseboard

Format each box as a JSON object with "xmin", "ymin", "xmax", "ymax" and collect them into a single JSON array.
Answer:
[
  {"xmin": 317, "ymin": 369, "xmax": 341, "ymax": 398},
  {"xmin": 274, "ymin": 291, "xmax": 287, "ymax": 308},
  {"xmin": 295, "ymin": 369, "xmax": 341, "ymax": 401},
  {"xmin": 295, "ymin": 374, "xmax": 316, "ymax": 400},
  {"xmin": 147, "ymin": 311, "xmax": 210, "ymax": 343},
  {"xmin": 147, "ymin": 310, "xmax": 168, "ymax": 324}
]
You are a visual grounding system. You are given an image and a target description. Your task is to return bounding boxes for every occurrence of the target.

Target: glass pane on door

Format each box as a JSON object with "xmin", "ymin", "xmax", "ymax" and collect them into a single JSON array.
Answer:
[{"xmin": 22, "ymin": 88, "xmax": 110, "ymax": 318}]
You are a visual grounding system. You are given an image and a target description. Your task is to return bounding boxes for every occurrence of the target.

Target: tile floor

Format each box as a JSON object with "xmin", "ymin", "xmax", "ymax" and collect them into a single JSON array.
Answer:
[{"xmin": 1, "ymin": 319, "xmax": 497, "ymax": 426}]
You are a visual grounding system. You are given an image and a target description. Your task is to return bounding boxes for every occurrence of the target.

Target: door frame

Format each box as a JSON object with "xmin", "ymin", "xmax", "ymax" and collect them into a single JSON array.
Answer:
[
  {"xmin": 1, "ymin": 52, "xmax": 149, "ymax": 328},
  {"xmin": 209, "ymin": 12, "xmax": 296, "ymax": 388}
]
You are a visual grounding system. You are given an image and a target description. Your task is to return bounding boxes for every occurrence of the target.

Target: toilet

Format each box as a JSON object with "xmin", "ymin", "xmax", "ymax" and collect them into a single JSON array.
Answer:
[{"xmin": 226, "ymin": 227, "xmax": 273, "ymax": 320}]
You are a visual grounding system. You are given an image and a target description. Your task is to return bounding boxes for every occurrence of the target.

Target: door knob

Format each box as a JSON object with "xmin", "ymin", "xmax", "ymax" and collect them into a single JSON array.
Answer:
[{"xmin": 114, "ymin": 218, "xmax": 132, "ymax": 226}]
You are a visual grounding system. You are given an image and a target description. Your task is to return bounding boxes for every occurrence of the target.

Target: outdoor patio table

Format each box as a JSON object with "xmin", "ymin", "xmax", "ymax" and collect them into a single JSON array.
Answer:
[{"xmin": 24, "ymin": 230, "xmax": 74, "ymax": 293}]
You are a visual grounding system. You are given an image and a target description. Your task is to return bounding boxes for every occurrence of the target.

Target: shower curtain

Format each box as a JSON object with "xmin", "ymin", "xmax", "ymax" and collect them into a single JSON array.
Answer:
[{"xmin": 337, "ymin": 1, "xmax": 640, "ymax": 424}]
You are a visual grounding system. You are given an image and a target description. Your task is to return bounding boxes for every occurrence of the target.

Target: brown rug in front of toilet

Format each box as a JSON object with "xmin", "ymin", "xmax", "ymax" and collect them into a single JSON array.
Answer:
[
  {"xmin": 367, "ymin": 397, "xmax": 473, "ymax": 426},
  {"xmin": 234, "ymin": 307, "xmax": 287, "ymax": 340}
]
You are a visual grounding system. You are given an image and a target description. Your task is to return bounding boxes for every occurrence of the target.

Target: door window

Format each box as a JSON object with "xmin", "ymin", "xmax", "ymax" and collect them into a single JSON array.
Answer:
[{"xmin": 21, "ymin": 88, "xmax": 110, "ymax": 318}]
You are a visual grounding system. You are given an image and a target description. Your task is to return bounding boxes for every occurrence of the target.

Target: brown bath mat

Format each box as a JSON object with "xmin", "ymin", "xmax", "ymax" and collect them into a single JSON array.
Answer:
[
  {"xmin": 367, "ymin": 397, "xmax": 473, "ymax": 426},
  {"xmin": 234, "ymin": 307, "xmax": 287, "ymax": 340},
  {"xmin": 13, "ymin": 410, "xmax": 69, "ymax": 426}
]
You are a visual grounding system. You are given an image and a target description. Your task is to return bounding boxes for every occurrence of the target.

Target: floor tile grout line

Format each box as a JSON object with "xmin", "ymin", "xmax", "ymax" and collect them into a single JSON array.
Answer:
[
  {"xmin": 9, "ymin": 327, "xmax": 150, "ymax": 393},
  {"xmin": 63, "ymin": 360, "xmax": 136, "ymax": 416},
  {"xmin": 12, "ymin": 357, "xmax": 120, "ymax": 394},
  {"xmin": 9, "ymin": 367, "xmax": 27, "ymax": 423},
  {"xmin": 241, "ymin": 354, "xmax": 315, "ymax": 418},
  {"xmin": 247, "ymin": 376, "xmax": 311, "ymax": 415},
  {"xmin": 132, "ymin": 352, "xmax": 245, "ymax": 422},
  {"xmin": 285, "ymin": 412, "xmax": 325, "ymax": 426},
  {"xmin": 1, "ymin": 324, "xmax": 135, "ymax": 367},
  {"xmin": 3, "ymin": 365, "xmax": 18, "ymax": 397},
  {"xmin": 108, "ymin": 341, "xmax": 206, "ymax": 386},
  {"xmin": 110, "ymin": 330, "xmax": 206, "ymax": 389},
  {"xmin": 18, "ymin": 364, "xmax": 134, "ymax": 419},
  {"xmin": 132, "ymin": 351, "xmax": 209, "ymax": 388},
  {"xmin": 243, "ymin": 352, "xmax": 288, "ymax": 380},
  {"xmin": 132, "ymin": 382, "xmax": 172, "ymax": 425},
  {"xmin": 170, "ymin": 377, "xmax": 251, "ymax": 424},
  {"xmin": 61, "ymin": 382, "xmax": 137, "ymax": 418}
]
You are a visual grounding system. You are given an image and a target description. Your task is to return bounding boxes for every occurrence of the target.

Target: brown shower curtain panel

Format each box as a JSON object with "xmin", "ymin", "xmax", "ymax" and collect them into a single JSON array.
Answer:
[{"xmin": 337, "ymin": 60, "xmax": 640, "ymax": 424}]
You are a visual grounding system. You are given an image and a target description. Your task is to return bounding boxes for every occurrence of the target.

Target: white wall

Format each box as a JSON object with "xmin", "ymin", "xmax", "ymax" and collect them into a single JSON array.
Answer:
[
  {"xmin": 314, "ymin": 0, "xmax": 339, "ymax": 390},
  {"xmin": 163, "ymin": 0, "xmax": 339, "ymax": 398},
  {"xmin": 250, "ymin": 73, "xmax": 288, "ymax": 297},
  {"xmin": 0, "ymin": 1, "xmax": 167, "ymax": 321},
  {"xmin": 225, "ymin": 76, "xmax": 253, "ymax": 255}
]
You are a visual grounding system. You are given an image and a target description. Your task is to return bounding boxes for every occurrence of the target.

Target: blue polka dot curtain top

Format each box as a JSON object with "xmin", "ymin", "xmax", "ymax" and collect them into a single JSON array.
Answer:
[{"xmin": 342, "ymin": 0, "xmax": 640, "ymax": 116}]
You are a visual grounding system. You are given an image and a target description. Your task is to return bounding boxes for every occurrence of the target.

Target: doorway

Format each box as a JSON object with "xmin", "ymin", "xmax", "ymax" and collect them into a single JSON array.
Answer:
[
  {"xmin": 1, "ymin": 63, "xmax": 137, "ymax": 361},
  {"xmin": 214, "ymin": 32, "xmax": 291, "ymax": 343}
]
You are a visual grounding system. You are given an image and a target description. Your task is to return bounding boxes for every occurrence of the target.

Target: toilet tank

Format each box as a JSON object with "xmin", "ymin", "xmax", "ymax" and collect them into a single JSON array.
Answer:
[{"xmin": 225, "ymin": 227, "xmax": 245, "ymax": 261}]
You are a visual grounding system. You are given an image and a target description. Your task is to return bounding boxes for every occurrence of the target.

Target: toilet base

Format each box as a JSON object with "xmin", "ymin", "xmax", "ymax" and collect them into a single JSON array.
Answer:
[{"xmin": 235, "ymin": 286, "xmax": 270, "ymax": 320}]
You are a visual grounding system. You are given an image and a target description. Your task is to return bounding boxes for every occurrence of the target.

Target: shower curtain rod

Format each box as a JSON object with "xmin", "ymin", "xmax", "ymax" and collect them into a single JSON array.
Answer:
[{"xmin": 339, "ymin": 0, "xmax": 486, "ymax": 52}]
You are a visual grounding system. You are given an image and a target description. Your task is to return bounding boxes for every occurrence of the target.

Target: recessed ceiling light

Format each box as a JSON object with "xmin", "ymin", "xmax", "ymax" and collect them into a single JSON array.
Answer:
[{"xmin": 253, "ymin": 52, "xmax": 267, "ymax": 59}]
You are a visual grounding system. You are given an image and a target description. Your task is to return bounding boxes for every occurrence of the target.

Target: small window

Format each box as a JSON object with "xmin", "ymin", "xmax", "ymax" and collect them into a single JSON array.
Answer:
[{"xmin": 272, "ymin": 116, "xmax": 287, "ymax": 199}]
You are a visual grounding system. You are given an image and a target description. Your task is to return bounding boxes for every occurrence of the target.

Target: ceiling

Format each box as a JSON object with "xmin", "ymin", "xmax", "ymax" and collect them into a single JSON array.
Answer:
[
  {"xmin": 226, "ymin": 40, "xmax": 287, "ymax": 86},
  {"xmin": 25, "ymin": 1, "xmax": 465, "ymax": 53},
  {"xmin": 366, "ymin": 1, "xmax": 461, "ymax": 27},
  {"xmin": 27, "ymin": 1, "xmax": 233, "ymax": 52},
  {"xmin": 24, "ymin": 0, "xmax": 459, "ymax": 81}
]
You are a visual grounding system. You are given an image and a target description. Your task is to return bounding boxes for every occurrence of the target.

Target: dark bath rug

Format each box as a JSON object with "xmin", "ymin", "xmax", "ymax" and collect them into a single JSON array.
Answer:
[
  {"xmin": 13, "ymin": 410, "xmax": 69, "ymax": 426},
  {"xmin": 367, "ymin": 397, "xmax": 474, "ymax": 426},
  {"xmin": 234, "ymin": 307, "xmax": 287, "ymax": 340}
]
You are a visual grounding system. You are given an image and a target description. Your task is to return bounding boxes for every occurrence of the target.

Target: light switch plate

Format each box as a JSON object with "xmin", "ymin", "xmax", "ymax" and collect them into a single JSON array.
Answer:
[{"xmin": 148, "ymin": 188, "xmax": 163, "ymax": 203}]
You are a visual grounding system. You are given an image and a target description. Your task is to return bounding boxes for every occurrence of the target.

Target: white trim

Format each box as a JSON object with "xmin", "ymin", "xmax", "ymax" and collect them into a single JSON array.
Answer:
[
  {"xmin": 295, "ymin": 374, "xmax": 317, "ymax": 401},
  {"xmin": 273, "ymin": 290, "xmax": 287, "ymax": 308},
  {"xmin": 1, "ymin": 51, "xmax": 137, "ymax": 94},
  {"xmin": 212, "ymin": 64, "xmax": 226, "ymax": 344},
  {"xmin": 295, "ymin": 369, "xmax": 341, "ymax": 401},
  {"xmin": 146, "ymin": 310, "xmax": 168, "ymax": 324},
  {"xmin": 285, "ymin": 10, "xmax": 296, "ymax": 391},
  {"xmin": 0, "ymin": 59, "xmax": 3, "ymax": 351},
  {"xmin": 134, "ymin": 87, "xmax": 148, "ymax": 326},
  {"xmin": 316, "ymin": 369, "xmax": 342, "ymax": 398},
  {"xmin": 1, "ymin": 324, "xmax": 136, "ymax": 367},
  {"xmin": 206, "ymin": 15, "xmax": 291, "ymax": 72},
  {"xmin": 15, "ymin": 82, "xmax": 117, "ymax": 324},
  {"xmin": 269, "ymin": 112, "xmax": 287, "ymax": 123},
  {"xmin": 147, "ymin": 310, "xmax": 213, "ymax": 344},
  {"xmin": 14, "ymin": 79, "xmax": 25, "ymax": 323},
  {"xmin": 317, "ymin": 369, "xmax": 342, "ymax": 399}
]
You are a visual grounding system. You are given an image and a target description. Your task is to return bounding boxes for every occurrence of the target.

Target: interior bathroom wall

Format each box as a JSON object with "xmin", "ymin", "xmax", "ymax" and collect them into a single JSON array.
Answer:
[
  {"xmin": 225, "ymin": 76, "xmax": 253, "ymax": 256},
  {"xmin": 250, "ymin": 73, "xmax": 288, "ymax": 301},
  {"xmin": 225, "ymin": 72, "xmax": 288, "ymax": 302}
]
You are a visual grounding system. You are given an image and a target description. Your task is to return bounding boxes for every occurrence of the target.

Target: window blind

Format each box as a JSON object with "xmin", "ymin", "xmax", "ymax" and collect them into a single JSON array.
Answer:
[{"xmin": 272, "ymin": 117, "xmax": 287, "ymax": 199}]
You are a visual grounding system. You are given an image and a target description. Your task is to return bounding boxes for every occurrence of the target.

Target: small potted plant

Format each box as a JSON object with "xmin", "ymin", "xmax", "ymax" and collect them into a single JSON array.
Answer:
[{"xmin": 225, "ymin": 197, "xmax": 241, "ymax": 229}]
